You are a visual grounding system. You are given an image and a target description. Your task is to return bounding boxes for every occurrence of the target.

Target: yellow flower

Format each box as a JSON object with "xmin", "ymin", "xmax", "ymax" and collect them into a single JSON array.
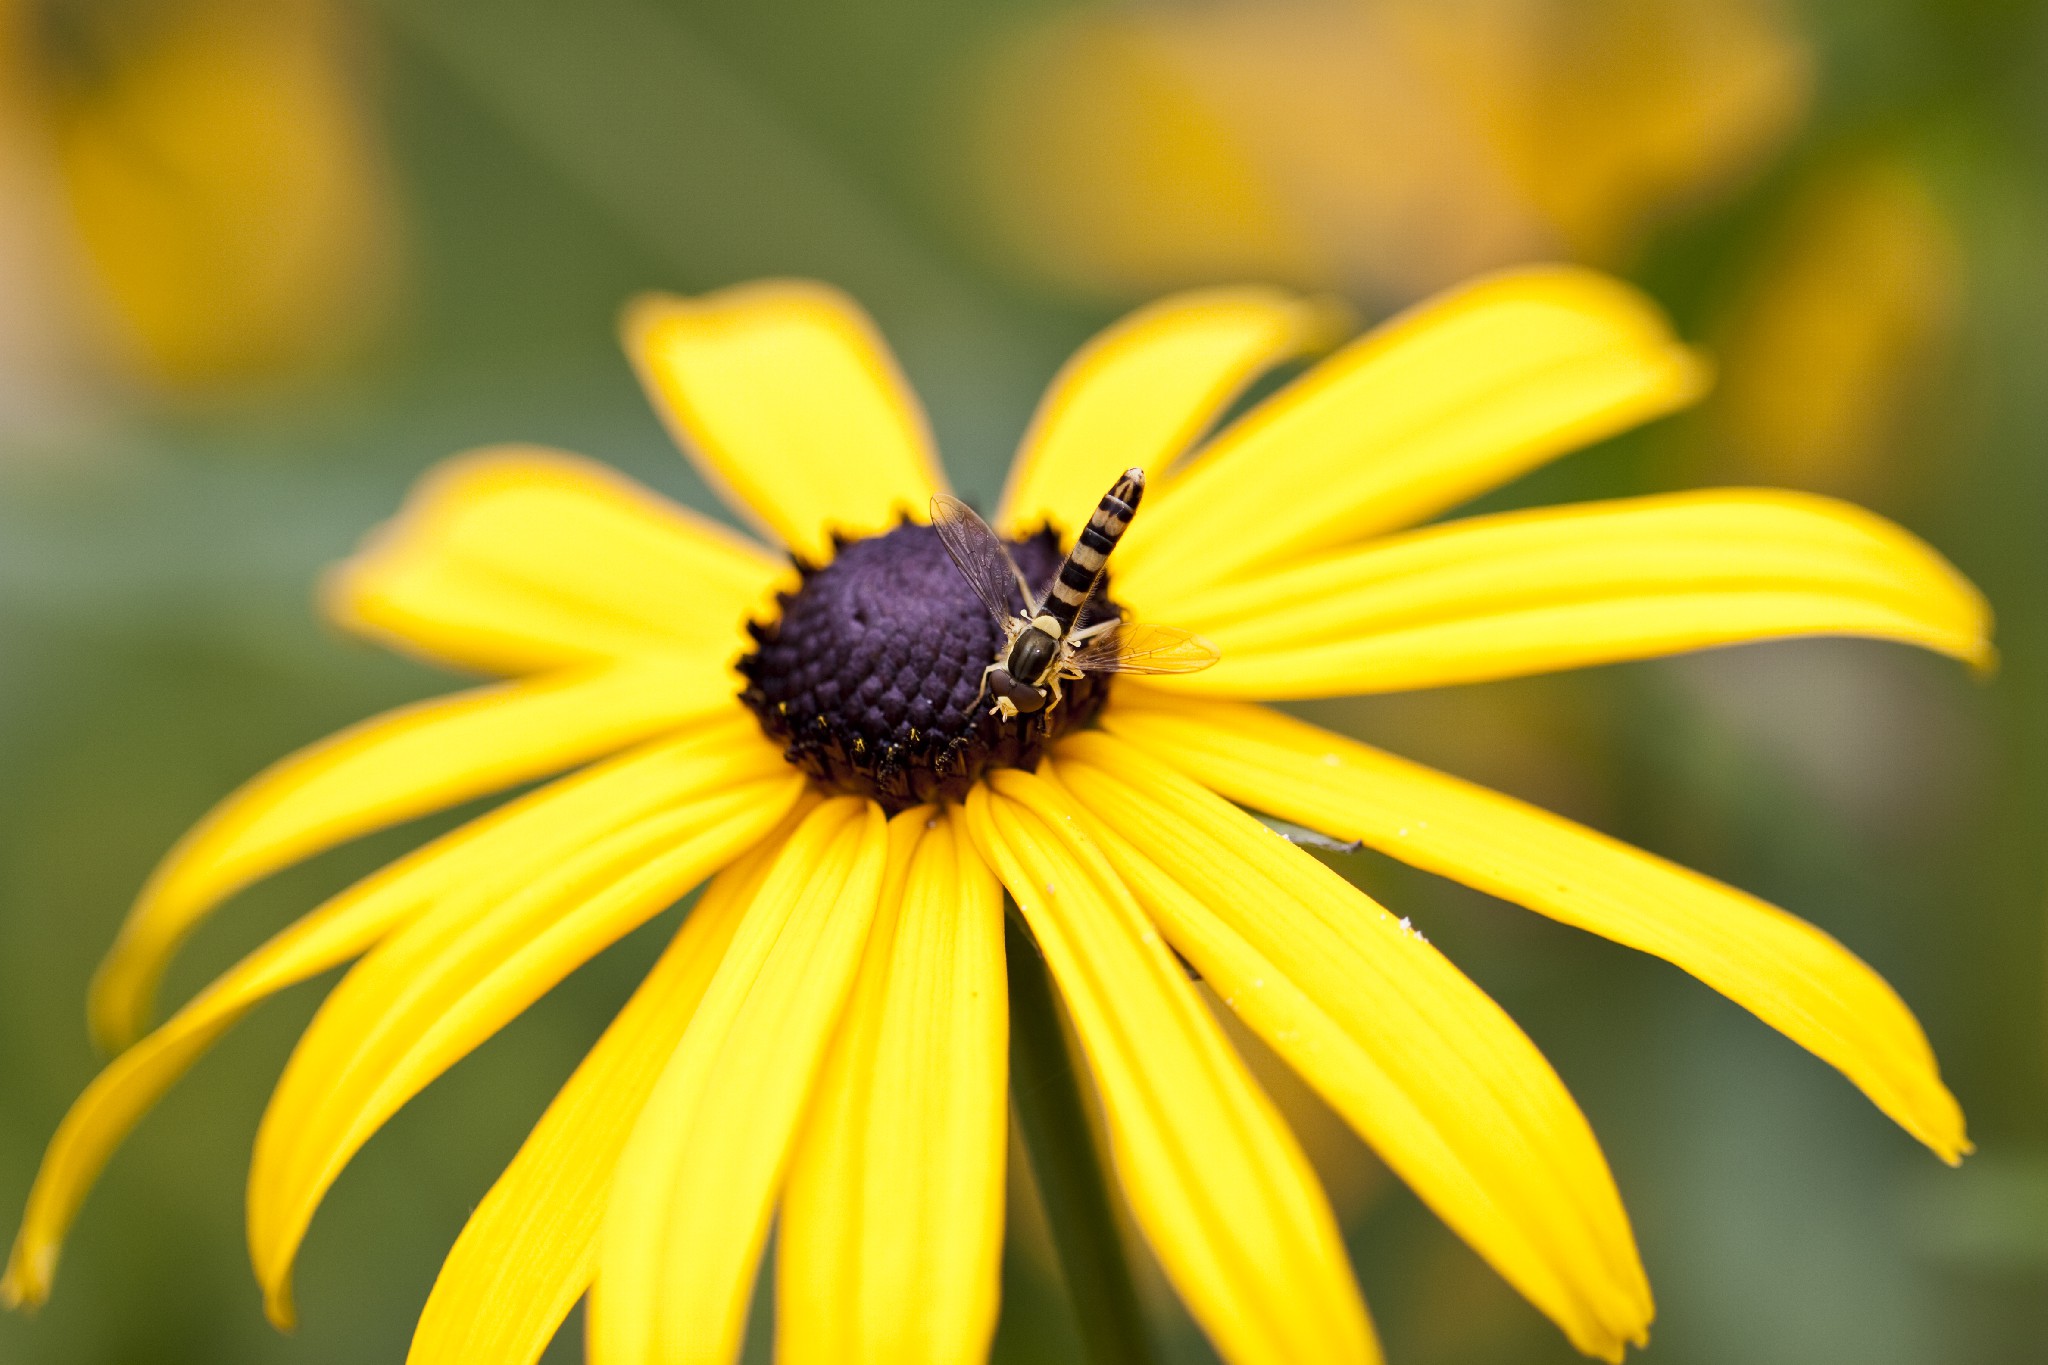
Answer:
[
  {"xmin": 1703, "ymin": 153, "xmax": 1962, "ymax": 495},
  {"xmin": 3, "ymin": 269, "xmax": 1989, "ymax": 1364},
  {"xmin": 967, "ymin": 0, "xmax": 1810, "ymax": 302},
  {"xmin": 0, "ymin": 0, "xmax": 394, "ymax": 396}
]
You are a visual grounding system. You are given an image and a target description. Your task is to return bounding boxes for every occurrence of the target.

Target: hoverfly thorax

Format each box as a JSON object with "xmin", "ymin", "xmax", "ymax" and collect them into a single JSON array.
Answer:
[
  {"xmin": 932, "ymin": 467, "xmax": 1218, "ymax": 729},
  {"xmin": 1010, "ymin": 627, "xmax": 1059, "ymax": 683}
]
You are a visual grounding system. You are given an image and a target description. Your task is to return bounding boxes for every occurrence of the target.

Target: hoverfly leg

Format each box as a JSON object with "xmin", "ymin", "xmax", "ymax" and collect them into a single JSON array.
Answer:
[{"xmin": 1038, "ymin": 672, "xmax": 1066, "ymax": 734}]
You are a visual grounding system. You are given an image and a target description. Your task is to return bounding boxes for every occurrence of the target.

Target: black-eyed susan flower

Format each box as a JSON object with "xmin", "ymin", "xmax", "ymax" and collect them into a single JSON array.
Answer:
[{"xmin": 3, "ymin": 268, "xmax": 1989, "ymax": 1364}]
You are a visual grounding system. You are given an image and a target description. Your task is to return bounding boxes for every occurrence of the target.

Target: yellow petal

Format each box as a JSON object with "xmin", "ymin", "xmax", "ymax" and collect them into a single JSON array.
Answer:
[
  {"xmin": 1104, "ymin": 695, "xmax": 1969, "ymax": 1162},
  {"xmin": 3, "ymin": 725, "xmax": 743, "ymax": 1310},
  {"xmin": 1148, "ymin": 489, "xmax": 1994, "ymax": 697},
  {"xmin": 405, "ymin": 816, "xmax": 802, "ymax": 1365},
  {"xmin": 965, "ymin": 772, "xmax": 1377, "ymax": 1365},
  {"xmin": 778, "ymin": 807, "xmax": 1007, "ymax": 1365},
  {"xmin": 590, "ymin": 798, "xmax": 889, "ymax": 1365},
  {"xmin": 1115, "ymin": 267, "xmax": 1708, "ymax": 611},
  {"xmin": 624, "ymin": 282, "xmax": 945, "ymax": 563},
  {"xmin": 995, "ymin": 287, "xmax": 1347, "ymax": 541},
  {"xmin": 248, "ymin": 764, "xmax": 804, "ymax": 1326},
  {"xmin": 89, "ymin": 660, "xmax": 746, "ymax": 1053},
  {"xmin": 1708, "ymin": 156, "xmax": 1958, "ymax": 492},
  {"xmin": 1054, "ymin": 734, "xmax": 1651, "ymax": 1360},
  {"xmin": 325, "ymin": 446, "xmax": 789, "ymax": 675}
]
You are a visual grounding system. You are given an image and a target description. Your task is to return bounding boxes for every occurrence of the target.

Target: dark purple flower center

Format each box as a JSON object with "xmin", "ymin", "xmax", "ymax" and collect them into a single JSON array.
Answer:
[{"xmin": 738, "ymin": 520, "xmax": 1118, "ymax": 812}]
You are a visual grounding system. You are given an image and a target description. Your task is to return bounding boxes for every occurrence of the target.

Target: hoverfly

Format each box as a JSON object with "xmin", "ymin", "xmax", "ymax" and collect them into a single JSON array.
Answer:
[{"xmin": 931, "ymin": 467, "xmax": 1219, "ymax": 726}]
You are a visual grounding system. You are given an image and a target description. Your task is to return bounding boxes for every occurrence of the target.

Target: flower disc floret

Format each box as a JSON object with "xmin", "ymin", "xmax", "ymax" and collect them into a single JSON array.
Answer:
[{"xmin": 738, "ymin": 520, "xmax": 1116, "ymax": 810}]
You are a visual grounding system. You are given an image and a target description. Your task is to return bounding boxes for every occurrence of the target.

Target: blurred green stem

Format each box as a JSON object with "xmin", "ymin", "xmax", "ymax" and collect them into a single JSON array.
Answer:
[{"xmin": 1005, "ymin": 909, "xmax": 1157, "ymax": 1365}]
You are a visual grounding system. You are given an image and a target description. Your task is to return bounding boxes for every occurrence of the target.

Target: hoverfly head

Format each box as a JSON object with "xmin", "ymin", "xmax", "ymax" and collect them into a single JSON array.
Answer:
[{"xmin": 986, "ymin": 667, "xmax": 1048, "ymax": 717}]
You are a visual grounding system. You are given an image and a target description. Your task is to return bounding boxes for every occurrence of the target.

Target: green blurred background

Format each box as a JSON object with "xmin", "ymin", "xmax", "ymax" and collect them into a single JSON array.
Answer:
[{"xmin": 0, "ymin": 0, "xmax": 2043, "ymax": 1360}]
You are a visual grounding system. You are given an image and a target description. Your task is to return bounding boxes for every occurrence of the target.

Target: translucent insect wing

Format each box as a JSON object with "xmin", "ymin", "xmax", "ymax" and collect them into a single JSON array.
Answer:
[
  {"xmin": 931, "ymin": 494, "xmax": 1031, "ymax": 626},
  {"xmin": 1068, "ymin": 622, "xmax": 1221, "ymax": 675}
]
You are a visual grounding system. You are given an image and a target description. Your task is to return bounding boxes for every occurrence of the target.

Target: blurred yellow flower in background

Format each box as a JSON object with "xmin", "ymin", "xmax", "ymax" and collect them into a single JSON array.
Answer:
[
  {"xmin": 967, "ymin": 0, "xmax": 1810, "ymax": 303},
  {"xmin": 967, "ymin": 0, "xmax": 1968, "ymax": 508},
  {"xmin": 1703, "ymin": 152, "xmax": 1963, "ymax": 496},
  {"xmin": 0, "ymin": 0, "xmax": 396, "ymax": 412}
]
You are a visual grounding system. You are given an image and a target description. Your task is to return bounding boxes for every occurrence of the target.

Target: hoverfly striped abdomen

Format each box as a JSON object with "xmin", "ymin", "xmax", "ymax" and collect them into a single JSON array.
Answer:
[{"xmin": 1039, "ymin": 468, "xmax": 1143, "ymax": 636}]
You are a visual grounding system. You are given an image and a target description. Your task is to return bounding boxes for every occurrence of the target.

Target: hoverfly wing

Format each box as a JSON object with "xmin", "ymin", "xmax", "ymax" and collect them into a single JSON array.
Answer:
[
  {"xmin": 930, "ymin": 494, "xmax": 1031, "ymax": 627},
  {"xmin": 1067, "ymin": 621, "xmax": 1221, "ymax": 675}
]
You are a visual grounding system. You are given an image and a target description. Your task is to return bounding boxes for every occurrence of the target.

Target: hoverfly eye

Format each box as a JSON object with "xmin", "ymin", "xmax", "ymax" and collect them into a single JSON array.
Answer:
[{"xmin": 991, "ymin": 670, "xmax": 1047, "ymax": 714}]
